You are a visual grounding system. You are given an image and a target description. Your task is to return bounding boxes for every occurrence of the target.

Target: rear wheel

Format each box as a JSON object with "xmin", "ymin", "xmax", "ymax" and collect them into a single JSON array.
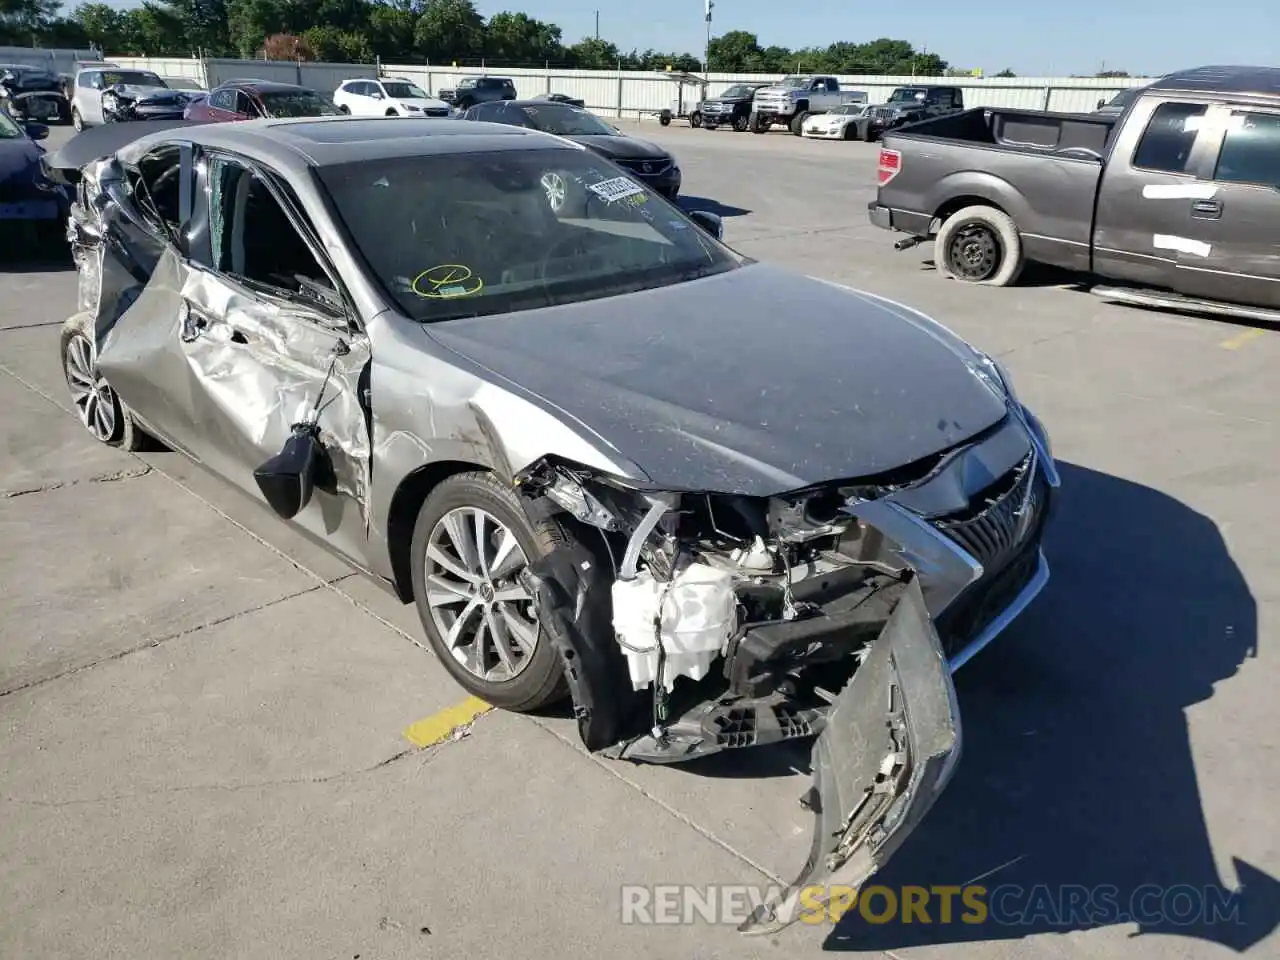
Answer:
[
  {"xmin": 60, "ymin": 330, "xmax": 149, "ymax": 450},
  {"xmin": 71, "ymin": 107, "xmax": 83, "ymax": 131},
  {"xmin": 733, "ymin": 114, "xmax": 750, "ymax": 132},
  {"xmin": 338, "ymin": 104, "xmax": 350, "ymax": 114},
  {"xmin": 658, "ymin": 110, "xmax": 671, "ymax": 126},
  {"xmin": 410, "ymin": 471, "xmax": 570, "ymax": 711},
  {"xmin": 935, "ymin": 205, "xmax": 1025, "ymax": 287},
  {"xmin": 689, "ymin": 110, "xmax": 702, "ymax": 128}
]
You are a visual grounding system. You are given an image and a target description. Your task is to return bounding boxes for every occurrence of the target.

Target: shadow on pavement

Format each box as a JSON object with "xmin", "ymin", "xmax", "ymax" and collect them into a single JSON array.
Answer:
[
  {"xmin": 0, "ymin": 231, "xmax": 73, "ymax": 273},
  {"xmin": 821, "ymin": 460, "xmax": 1276, "ymax": 954},
  {"xmin": 677, "ymin": 196, "xmax": 752, "ymax": 218}
]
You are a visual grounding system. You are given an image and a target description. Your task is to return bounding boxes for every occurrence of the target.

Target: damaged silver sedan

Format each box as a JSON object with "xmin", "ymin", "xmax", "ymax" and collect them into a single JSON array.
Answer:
[{"xmin": 50, "ymin": 116, "xmax": 1058, "ymax": 934}]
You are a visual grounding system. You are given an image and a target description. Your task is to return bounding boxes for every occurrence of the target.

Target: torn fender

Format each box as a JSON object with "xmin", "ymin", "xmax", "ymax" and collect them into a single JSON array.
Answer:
[{"xmin": 740, "ymin": 573, "xmax": 961, "ymax": 935}]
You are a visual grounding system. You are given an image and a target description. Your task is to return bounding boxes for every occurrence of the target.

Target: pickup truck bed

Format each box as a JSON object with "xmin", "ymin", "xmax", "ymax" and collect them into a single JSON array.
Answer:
[{"xmin": 869, "ymin": 108, "xmax": 1118, "ymax": 274}]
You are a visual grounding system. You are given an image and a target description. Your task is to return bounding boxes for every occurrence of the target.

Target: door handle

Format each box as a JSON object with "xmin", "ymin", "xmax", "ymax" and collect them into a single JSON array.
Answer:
[
  {"xmin": 179, "ymin": 299, "xmax": 214, "ymax": 342},
  {"xmin": 1191, "ymin": 199, "xmax": 1222, "ymax": 220}
]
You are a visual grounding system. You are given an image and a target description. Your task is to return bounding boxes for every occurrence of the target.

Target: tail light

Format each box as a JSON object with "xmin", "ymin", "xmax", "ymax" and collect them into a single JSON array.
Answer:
[{"xmin": 877, "ymin": 148, "xmax": 902, "ymax": 186}]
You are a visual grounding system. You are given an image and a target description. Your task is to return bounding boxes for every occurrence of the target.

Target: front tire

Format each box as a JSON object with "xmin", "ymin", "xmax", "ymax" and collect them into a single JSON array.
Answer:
[
  {"xmin": 410, "ymin": 471, "xmax": 569, "ymax": 712},
  {"xmin": 935, "ymin": 205, "xmax": 1025, "ymax": 287},
  {"xmin": 60, "ymin": 330, "xmax": 148, "ymax": 450},
  {"xmin": 789, "ymin": 111, "xmax": 809, "ymax": 136},
  {"xmin": 689, "ymin": 110, "xmax": 702, "ymax": 128},
  {"xmin": 749, "ymin": 112, "xmax": 768, "ymax": 133},
  {"xmin": 71, "ymin": 107, "xmax": 83, "ymax": 131},
  {"xmin": 733, "ymin": 114, "xmax": 750, "ymax": 132},
  {"xmin": 338, "ymin": 104, "xmax": 350, "ymax": 114}
]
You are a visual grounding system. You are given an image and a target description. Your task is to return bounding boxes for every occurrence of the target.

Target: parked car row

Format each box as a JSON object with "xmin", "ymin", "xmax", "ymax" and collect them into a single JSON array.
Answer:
[{"xmin": 687, "ymin": 79, "xmax": 968, "ymax": 141}]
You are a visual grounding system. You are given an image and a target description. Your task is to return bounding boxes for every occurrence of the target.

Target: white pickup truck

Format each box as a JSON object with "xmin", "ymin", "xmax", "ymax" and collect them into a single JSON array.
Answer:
[{"xmin": 750, "ymin": 76, "xmax": 868, "ymax": 135}]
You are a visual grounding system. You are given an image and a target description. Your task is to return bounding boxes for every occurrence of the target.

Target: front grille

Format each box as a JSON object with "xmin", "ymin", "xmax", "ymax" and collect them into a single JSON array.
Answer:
[
  {"xmin": 613, "ymin": 158, "xmax": 671, "ymax": 177},
  {"xmin": 930, "ymin": 462, "xmax": 1051, "ymax": 658},
  {"xmin": 423, "ymin": 107, "xmax": 449, "ymax": 117},
  {"xmin": 932, "ymin": 455, "xmax": 1041, "ymax": 573},
  {"xmin": 872, "ymin": 107, "xmax": 896, "ymax": 120}
]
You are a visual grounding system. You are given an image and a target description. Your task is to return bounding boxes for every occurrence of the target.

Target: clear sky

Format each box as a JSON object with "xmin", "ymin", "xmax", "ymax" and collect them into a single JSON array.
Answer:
[{"xmin": 480, "ymin": 0, "xmax": 1278, "ymax": 77}]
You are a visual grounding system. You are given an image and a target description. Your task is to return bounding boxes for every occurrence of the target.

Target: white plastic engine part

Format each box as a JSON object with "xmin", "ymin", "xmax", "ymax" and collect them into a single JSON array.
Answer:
[{"xmin": 611, "ymin": 563, "xmax": 739, "ymax": 692}]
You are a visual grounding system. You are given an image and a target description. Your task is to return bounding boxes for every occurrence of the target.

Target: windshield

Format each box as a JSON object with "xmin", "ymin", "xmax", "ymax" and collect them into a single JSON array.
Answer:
[
  {"xmin": 1106, "ymin": 88, "xmax": 1139, "ymax": 108},
  {"xmin": 317, "ymin": 148, "xmax": 743, "ymax": 323},
  {"xmin": 829, "ymin": 104, "xmax": 862, "ymax": 115},
  {"xmin": 887, "ymin": 88, "xmax": 926, "ymax": 103},
  {"xmin": 777, "ymin": 76, "xmax": 813, "ymax": 90},
  {"xmin": 384, "ymin": 81, "xmax": 428, "ymax": 99},
  {"xmin": 720, "ymin": 85, "xmax": 757, "ymax": 99},
  {"xmin": 104, "ymin": 71, "xmax": 165, "ymax": 88},
  {"xmin": 262, "ymin": 90, "xmax": 339, "ymax": 117},
  {"xmin": 511, "ymin": 102, "xmax": 616, "ymax": 136},
  {"xmin": 0, "ymin": 110, "xmax": 22, "ymax": 139}
]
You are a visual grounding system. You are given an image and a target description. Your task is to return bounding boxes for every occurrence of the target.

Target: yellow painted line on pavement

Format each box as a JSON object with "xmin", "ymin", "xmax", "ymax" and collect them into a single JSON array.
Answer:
[
  {"xmin": 1219, "ymin": 327, "xmax": 1266, "ymax": 350},
  {"xmin": 402, "ymin": 696, "xmax": 493, "ymax": 748}
]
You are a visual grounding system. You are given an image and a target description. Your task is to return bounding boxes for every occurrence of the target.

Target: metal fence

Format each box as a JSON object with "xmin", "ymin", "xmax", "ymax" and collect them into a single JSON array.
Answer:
[
  {"xmin": 105, "ymin": 55, "xmax": 1157, "ymax": 116},
  {"xmin": 0, "ymin": 45, "xmax": 103, "ymax": 77}
]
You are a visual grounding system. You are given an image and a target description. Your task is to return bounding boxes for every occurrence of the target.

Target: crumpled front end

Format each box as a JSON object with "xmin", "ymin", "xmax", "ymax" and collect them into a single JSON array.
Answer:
[
  {"xmin": 514, "ymin": 393, "xmax": 1056, "ymax": 933},
  {"xmin": 101, "ymin": 86, "xmax": 193, "ymax": 122}
]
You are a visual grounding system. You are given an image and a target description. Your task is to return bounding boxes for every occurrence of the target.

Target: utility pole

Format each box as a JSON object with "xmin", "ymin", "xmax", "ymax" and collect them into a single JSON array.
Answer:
[
  {"xmin": 595, "ymin": 11, "xmax": 599, "ymax": 40},
  {"xmin": 704, "ymin": 0, "xmax": 714, "ymax": 79}
]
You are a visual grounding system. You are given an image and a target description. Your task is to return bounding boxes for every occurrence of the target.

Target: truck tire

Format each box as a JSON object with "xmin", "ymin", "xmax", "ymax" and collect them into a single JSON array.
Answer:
[
  {"xmin": 749, "ymin": 112, "xmax": 768, "ymax": 133},
  {"xmin": 732, "ymin": 114, "xmax": 750, "ymax": 132},
  {"xmin": 658, "ymin": 110, "xmax": 671, "ymax": 126},
  {"xmin": 689, "ymin": 110, "xmax": 702, "ymax": 128},
  {"xmin": 790, "ymin": 111, "xmax": 809, "ymax": 136},
  {"xmin": 935, "ymin": 205, "xmax": 1025, "ymax": 287}
]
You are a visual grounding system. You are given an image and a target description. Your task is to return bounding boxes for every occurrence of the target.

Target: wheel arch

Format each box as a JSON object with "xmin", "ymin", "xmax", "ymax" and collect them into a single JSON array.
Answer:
[
  {"xmin": 386, "ymin": 459, "xmax": 490, "ymax": 602},
  {"xmin": 927, "ymin": 173, "xmax": 1028, "ymax": 232}
]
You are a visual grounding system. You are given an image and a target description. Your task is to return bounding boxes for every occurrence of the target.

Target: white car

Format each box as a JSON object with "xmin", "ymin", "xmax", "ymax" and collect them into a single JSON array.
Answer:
[
  {"xmin": 802, "ymin": 103, "xmax": 872, "ymax": 140},
  {"xmin": 332, "ymin": 77, "xmax": 452, "ymax": 118}
]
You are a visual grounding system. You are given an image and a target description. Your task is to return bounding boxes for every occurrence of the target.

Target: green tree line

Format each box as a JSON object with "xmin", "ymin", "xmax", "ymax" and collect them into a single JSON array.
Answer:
[{"xmin": 3, "ymin": 0, "xmax": 952, "ymax": 73}]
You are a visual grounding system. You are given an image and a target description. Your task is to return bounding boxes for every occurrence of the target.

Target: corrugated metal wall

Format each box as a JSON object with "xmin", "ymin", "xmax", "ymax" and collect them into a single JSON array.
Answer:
[{"xmin": 105, "ymin": 56, "xmax": 1155, "ymax": 116}]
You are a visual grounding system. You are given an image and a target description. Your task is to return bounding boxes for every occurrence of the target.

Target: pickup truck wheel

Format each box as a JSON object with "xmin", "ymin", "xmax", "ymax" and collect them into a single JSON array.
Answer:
[
  {"xmin": 749, "ymin": 112, "xmax": 768, "ymax": 133},
  {"xmin": 936, "ymin": 205, "xmax": 1024, "ymax": 286},
  {"xmin": 689, "ymin": 111, "xmax": 702, "ymax": 128},
  {"xmin": 733, "ymin": 114, "xmax": 750, "ymax": 132},
  {"xmin": 790, "ymin": 111, "xmax": 809, "ymax": 136}
]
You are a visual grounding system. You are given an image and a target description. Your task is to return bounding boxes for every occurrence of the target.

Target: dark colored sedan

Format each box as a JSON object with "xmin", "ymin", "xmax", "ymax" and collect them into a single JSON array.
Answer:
[
  {"xmin": 0, "ymin": 109, "xmax": 69, "ymax": 248},
  {"xmin": 185, "ymin": 80, "xmax": 340, "ymax": 123},
  {"xmin": 462, "ymin": 99, "xmax": 681, "ymax": 199}
]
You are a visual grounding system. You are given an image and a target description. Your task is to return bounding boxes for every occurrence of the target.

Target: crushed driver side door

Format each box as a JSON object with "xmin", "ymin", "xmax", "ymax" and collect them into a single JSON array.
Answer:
[
  {"xmin": 171, "ymin": 148, "xmax": 374, "ymax": 566},
  {"xmin": 741, "ymin": 573, "xmax": 962, "ymax": 935}
]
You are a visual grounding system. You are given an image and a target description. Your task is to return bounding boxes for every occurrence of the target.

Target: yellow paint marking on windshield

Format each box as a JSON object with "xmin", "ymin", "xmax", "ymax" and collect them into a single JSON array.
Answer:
[{"xmin": 412, "ymin": 263, "xmax": 484, "ymax": 299}]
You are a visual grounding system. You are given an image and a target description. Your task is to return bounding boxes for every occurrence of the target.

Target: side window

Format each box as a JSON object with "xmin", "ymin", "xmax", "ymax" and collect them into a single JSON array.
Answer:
[
  {"xmin": 1213, "ymin": 111, "xmax": 1280, "ymax": 187},
  {"xmin": 131, "ymin": 145, "xmax": 185, "ymax": 235},
  {"xmin": 233, "ymin": 91, "xmax": 257, "ymax": 115},
  {"xmin": 76, "ymin": 72, "xmax": 94, "ymax": 88},
  {"xmin": 208, "ymin": 88, "xmax": 233, "ymax": 110},
  {"xmin": 1133, "ymin": 101, "xmax": 1208, "ymax": 174},
  {"xmin": 199, "ymin": 157, "xmax": 335, "ymax": 302}
]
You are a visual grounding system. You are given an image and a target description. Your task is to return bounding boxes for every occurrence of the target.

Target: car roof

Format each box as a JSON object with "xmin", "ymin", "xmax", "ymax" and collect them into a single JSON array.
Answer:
[
  {"xmin": 220, "ymin": 79, "xmax": 313, "ymax": 93},
  {"xmin": 1149, "ymin": 65, "xmax": 1280, "ymax": 97},
  {"xmin": 122, "ymin": 116, "xmax": 581, "ymax": 171}
]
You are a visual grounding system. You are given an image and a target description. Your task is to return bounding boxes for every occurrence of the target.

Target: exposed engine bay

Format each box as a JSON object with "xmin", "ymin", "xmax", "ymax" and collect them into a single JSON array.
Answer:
[{"xmin": 516, "ymin": 421, "xmax": 1054, "ymax": 766}]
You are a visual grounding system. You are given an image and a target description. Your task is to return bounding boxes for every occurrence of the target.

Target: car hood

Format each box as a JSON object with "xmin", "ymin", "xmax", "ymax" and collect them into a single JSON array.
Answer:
[
  {"xmin": 702, "ymin": 96, "xmax": 750, "ymax": 105},
  {"xmin": 0, "ymin": 138, "xmax": 42, "ymax": 185},
  {"xmin": 399, "ymin": 96, "xmax": 452, "ymax": 109},
  {"xmin": 425, "ymin": 263, "xmax": 1010, "ymax": 495},
  {"xmin": 565, "ymin": 134, "xmax": 667, "ymax": 160},
  {"xmin": 108, "ymin": 83, "xmax": 176, "ymax": 100}
]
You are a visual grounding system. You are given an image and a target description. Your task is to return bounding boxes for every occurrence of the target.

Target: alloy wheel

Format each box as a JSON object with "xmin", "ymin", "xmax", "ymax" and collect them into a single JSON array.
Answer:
[
  {"xmin": 63, "ymin": 333, "xmax": 118, "ymax": 442},
  {"xmin": 540, "ymin": 171, "xmax": 567, "ymax": 212},
  {"xmin": 423, "ymin": 506, "xmax": 539, "ymax": 683}
]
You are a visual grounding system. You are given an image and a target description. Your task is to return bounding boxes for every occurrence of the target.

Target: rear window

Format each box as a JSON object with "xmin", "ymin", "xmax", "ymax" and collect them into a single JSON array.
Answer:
[
  {"xmin": 101, "ymin": 71, "xmax": 164, "ymax": 87},
  {"xmin": 260, "ymin": 89, "xmax": 339, "ymax": 117},
  {"xmin": 1133, "ymin": 101, "xmax": 1207, "ymax": 174}
]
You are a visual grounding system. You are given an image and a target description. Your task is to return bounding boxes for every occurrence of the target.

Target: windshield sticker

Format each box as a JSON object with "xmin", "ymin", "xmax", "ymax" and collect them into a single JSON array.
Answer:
[
  {"xmin": 412, "ymin": 264, "xmax": 484, "ymax": 299},
  {"xmin": 587, "ymin": 177, "xmax": 646, "ymax": 204}
]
